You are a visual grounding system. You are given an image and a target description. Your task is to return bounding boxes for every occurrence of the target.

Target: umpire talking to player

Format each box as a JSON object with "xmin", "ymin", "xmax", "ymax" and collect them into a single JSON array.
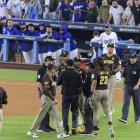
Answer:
[
  {"xmin": 119, "ymin": 54, "xmax": 140, "ymax": 123},
  {"xmin": 57, "ymin": 59, "xmax": 83, "ymax": 135},
  {"xmin": 36, "ymin": 56, "xmax": 55, "ymax": 132}
]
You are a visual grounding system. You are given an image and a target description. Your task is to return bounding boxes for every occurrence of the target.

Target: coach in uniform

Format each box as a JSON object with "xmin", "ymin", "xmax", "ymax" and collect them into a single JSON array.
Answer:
[
  {"xmin": 101, "ymin": 43, "xmax": 121, "ymax": 114},
  {"xmin": 91, "ymin": 57, "xmax": 115, "ymax": 137},
  {"xmin": 36, "ymin": 56, "xmax": 55, "ymax": 132},
  {"xmin": 119, "ymin": 54, "xmax": 140, "ymax": 123},
  {"xmin": 57, "ymin": 59, "xmax": 83, "ymax": 135}
]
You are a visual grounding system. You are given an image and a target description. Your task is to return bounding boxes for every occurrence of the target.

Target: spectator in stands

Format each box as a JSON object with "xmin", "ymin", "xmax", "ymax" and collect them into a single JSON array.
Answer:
[
  {"xmin": 29, "ymin": 0, "xmax": 42, "ymax": 19},
  {"xmin": 123, "ymin": 0, "xmax": 135, "ymax": 26},
  {"xmin": 107, "ymin": 0, "xmax": 112, "ymax": 5},
  {"xmin": 4, "ymin": 19, "xmax": 19, "ymax": 62},
  {"xmin": 0, "ymin": 0, "xmax": 8, "ymax": 18},
  {"xmin": 72, "ymin": 0, "xmax": 88, "ymax": 22},
  {"xmin": 57, "ymin": 25, "xmax": 78, "ymax": 60},
  {"xmin": 126, "ymin": 0, "xmax": 140, "ymax": 26},
  {"xmin": 117, "ymin": 0, "xmax": 127, "ymax": 9},
  {"xmin": 7, "ymin": 0, "xmax": 21, "ymax": 18},
  {"xmin": 38, "ymin": 22, "xmax": 48, "ymax": 64},
  {"xmin": 99, "ymin": 0, "xmax": 110, "ymax": 24},
  {"xmin": 108, "ymin": 0, "xmax": 124, "ymax": 25},
  {"xmin": 43, "ymin": 0, "xmax": 58, "ymax": 20},
  {"xmin": 59, "ymin": 0, "xmax": 72, "ymax": 21},
  {"xmin": 20, "ymin": 0, "xmax": 31, "ymax": 19},
  {"xmin": 86, "ymin": 1, "xmax": 98, "ymax": 23},
  {"xmin": 19, "ymin": 21, "xmax": 33, "ymax": 64},
  {"xmin": 45, "ymin": 24, "xmax": 61, "ymax": 65}
]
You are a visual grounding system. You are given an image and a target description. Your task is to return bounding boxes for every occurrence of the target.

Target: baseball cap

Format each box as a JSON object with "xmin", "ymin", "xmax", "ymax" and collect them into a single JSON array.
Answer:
[
  {"xmin": 0, "ymin": 16, "xmax": 6, "ymax": 20},
  {"xmin": 61, "ymin": 51, "xmax": 68, "ymax": 57},
  {"xmin": 39, "ymin": 22, "xmax": 45, "ymax": 26},
  {"xmin": 130, "ymin": 54, "xmax": 137, "ymax": 58},
  {"xmin": 47, "ymin": 64, "xmax": 55, "ymax": 70},
  {"xmin": 45, "ymin": 56, "xmax": 55, "ymax": 61},
  {"xmin": 28, "ymin": 23, "xmax": 34, "ymax": 27},
  {"xmin": 107, "ymin": 43, "xmax": 114, "ymax": 48},
  {"xmin": 66, "ymin": 59, "xmax": 74, "ymax": 67},
  {"xmin": 74, "ymin": 57, "xmax": 81, "ymax": 62},
  {"xmin": 20, "ymin": 21, "xmax": 26, "ymax": 25},
  {"xmin": 86, "ymin": 62, "xmax": 95, "ymax": 69},
  {"xmin": 104, "ymin": 22, "xmax": 111, "ymax": 28}
]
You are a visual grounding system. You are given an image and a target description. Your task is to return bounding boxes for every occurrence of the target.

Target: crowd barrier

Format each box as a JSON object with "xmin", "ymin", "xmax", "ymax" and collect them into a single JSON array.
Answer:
[
  {"xmin": 11, "ymin": 18, "xmax": 140, "ymax": 33},
  {"xmin": 0, "ymin": 34, "xmax": 70, "ymax": 64}
]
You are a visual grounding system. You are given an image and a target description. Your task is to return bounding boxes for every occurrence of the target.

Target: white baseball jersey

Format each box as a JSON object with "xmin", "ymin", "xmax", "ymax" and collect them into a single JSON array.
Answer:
[
  {"xmin": 0, "ymin": 0, "xmax": 8, "ymax": 17},
  {"xmin": 100, "ymin": 31, "xmax": 118, "ymax": 54}
]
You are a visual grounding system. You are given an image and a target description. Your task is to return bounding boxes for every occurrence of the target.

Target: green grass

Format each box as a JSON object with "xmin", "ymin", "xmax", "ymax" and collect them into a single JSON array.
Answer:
[
  {"xmin": 0, "ymin": 69, "xmax": 36, "ymax": 81},
  {"xmin": 1, "ymin": 103, "xmax": 140, "ymax": 140}
]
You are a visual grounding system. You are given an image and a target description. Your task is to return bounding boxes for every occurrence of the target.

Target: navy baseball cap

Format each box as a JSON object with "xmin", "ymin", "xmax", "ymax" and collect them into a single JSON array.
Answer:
[
  {"xmin": 130, "ymin": 54, "xmax": 137, "ymax": 58},
  {"xmin": 39, "ymin": 22, "xmax": 45, "ymax": 26},
  {"xmin": 104, "ymin": 22, "xmax": 111, "ymax": 28},
  {"xmin": 0, "ymin": 16, "xmax": 6, "ymax": 20},
  {"xmin": 20, "ymin": 21, "xmax": 26, "ymax": 25},
  {"xmin": 45, "ymin": 56, "xmax": 55, "ymax": 61}
]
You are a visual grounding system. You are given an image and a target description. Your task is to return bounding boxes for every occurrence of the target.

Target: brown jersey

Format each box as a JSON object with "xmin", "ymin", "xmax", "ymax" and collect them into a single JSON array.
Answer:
[
  {"xmin": 94, "ymin": 68, "xmax": 109, "ymax": 90},
  {"xmin": 42, "ymin": 73, "xmax": 56, "ymax": 101},
  {"xmin": 101, "ymin": 54, "xmax": 120, "ymax": 74}
]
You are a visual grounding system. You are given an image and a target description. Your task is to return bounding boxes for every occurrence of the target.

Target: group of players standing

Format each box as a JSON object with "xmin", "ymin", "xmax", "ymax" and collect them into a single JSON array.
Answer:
[{"xmin": 27, "ymin": 42, "xmax": 122, "ymax": 138}]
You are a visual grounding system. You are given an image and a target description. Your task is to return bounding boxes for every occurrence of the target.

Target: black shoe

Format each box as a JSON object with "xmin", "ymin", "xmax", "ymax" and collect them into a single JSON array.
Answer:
[
  {"xmin": 71, "ymin": 128, "xmax": 77, "ymax": 135},
  {"xmin": 46, "ymin": 126, "xmax": 56, "ymax": 132},
  {"xmin": 118, "ymin": 118, "xmax": 127, "ymax": 123},
  {"xmin": 79, "ymin": 131, "xmax": 90, "ymax": 135}
]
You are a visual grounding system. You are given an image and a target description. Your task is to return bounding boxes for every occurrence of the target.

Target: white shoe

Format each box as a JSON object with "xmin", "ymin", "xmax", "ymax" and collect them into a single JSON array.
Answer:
[
  {"xmin": 57, "ymin": 133, "xmax": 69, "ymax": 138},
  {"xmin": 109, "ymin": 128, "xmax": 115, "ymax": 138},
  {"xmin": 27, "ymin": 130, "xmax": 39, "ymax": 138}
]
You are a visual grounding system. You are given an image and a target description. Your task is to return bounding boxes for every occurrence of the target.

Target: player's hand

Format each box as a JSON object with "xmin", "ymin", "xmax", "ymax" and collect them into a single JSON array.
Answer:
[
  {"xmin": 54, "ymin": 99, "xmax": 58, "ymax": 105},
  {"xmin": 133, "ymin": 85, "xmax": 139, "ymax": 91}
]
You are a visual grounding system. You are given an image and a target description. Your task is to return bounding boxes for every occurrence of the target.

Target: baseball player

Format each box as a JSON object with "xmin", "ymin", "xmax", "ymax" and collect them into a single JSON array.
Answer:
[
  {"xmin": 19, "ymin": 21, "xmax": 33, "ymax": 64},
  {"xmin": 27, "ymin": 64, "xmax": 68, "ymax": 138},
  {"xmin": 100, "ymin": 43, "xmax": 121, "ymax": 114},
  {"xmin": 4, "ymin": 19, "xmax": 19, "ymax": 62},
  {"xmin": 91, "ymin": 57, "xmax": 115, "ymax": 137},
  {"xmin": 0, "ymin": 87, "xmax": 8, "ymax": 131},
  {"xmin": 100, "ymin": 23, "xmax": 118, "ymax": 54},
  {"xmin": 38, "ymin": 22, "xmax": 48, "ymax": 64}
]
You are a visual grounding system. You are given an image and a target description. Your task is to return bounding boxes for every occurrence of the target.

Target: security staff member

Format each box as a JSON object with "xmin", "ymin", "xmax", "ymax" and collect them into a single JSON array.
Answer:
[
  {"xmin": 91, "ymin": 57, "xmax": 115, "ymax": 138},
  {"xmin": 101, "ymin": 43, "xmax": 121, "ymax": 114},
  {"xmin": 36, "ymin": 56, "xmax": 55, "ymax": 132},
  {"xmin": 57, "ymin": 59, "xmax": 83, "ymax": 135},
  {"xmin": 119, "ymin": 54, "xmax": 140, "ymax": 123},
  {"xmin": 79, "ymin": 62, "xmax": 95, "ymax": 135}
]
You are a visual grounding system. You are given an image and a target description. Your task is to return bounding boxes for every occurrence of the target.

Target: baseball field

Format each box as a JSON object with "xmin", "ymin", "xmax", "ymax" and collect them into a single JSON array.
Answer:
[{"xmin": 0, "ymin": 68, "xmax": 139, "ymax": 140}]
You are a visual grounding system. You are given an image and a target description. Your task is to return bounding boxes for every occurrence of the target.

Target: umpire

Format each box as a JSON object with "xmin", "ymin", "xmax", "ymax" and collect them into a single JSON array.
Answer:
[
  {"xmin": 119, "ymin": 54, "xmax": 140, "ymax": 123},
  {"xmin": 36, "ymin": 56, "xmax": 55, "ymax": 132},
  {"xmin": 57, "ymin": 59, "xmax": 83, "ymax": 135}
]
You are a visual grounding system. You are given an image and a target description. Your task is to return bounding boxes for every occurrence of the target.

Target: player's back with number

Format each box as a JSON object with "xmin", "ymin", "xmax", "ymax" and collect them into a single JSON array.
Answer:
[{"xmin": 95, "ymin": 69, "xmax": 109, "ymax": 90}]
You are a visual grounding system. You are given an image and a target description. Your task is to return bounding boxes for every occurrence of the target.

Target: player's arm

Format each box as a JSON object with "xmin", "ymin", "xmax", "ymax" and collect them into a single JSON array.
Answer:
[
  {"xmin": 36, "ymin": 69, "xmax": 43, "ymax": 93},
  {"xmin": 91, "ymin": 71, "xmax": 97, "ymax": 92},
  {"xmin": 134, "ymin": 68, "xmax": 140, "ymax": 91}
]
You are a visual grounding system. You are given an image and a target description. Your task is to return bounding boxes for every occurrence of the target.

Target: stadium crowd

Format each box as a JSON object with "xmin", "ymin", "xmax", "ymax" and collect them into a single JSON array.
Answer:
[{"xmin": 0, "ymin": 0, "xmax": 140, "ymax": 26}]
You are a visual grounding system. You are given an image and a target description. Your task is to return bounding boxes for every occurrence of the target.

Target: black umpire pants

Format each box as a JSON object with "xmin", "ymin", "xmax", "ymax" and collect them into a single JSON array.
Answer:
[{"xmin": 62, "ymin": 95, "xmax": 79, "ymax": 133}]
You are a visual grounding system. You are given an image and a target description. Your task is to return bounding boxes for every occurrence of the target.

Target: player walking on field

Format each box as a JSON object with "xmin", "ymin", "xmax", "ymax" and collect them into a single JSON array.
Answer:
[
  {"xmin": 100, "ymin": 43, "xmax": 121, "ymax": 114},
  {"xmin": 91, "ymin": 57, "xmax": 115, "ymax": 138}
]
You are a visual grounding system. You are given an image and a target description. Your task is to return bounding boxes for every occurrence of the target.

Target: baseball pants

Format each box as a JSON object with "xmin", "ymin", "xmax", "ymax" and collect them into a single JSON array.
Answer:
[
  {"xmin": 30, "ymin": 95, "xmax": 62, "ymax": 133},
  {"xmin": 121, "ymin": 85, "xmax": 140, "ymax": 121},
  {"xmin": 108, "ymin": 75, "xmax": 116, "ymax": 111},
  {"xmin": 92, "ymin": 90, "xmax": 112, "ymax": 127},
  {"xmin": 0, "ymin": 109, "xmax": 3, "ymax": 130},
  {"xmin": 22, "ymin": 50, "xmax": 33, "ymax": 64}
]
